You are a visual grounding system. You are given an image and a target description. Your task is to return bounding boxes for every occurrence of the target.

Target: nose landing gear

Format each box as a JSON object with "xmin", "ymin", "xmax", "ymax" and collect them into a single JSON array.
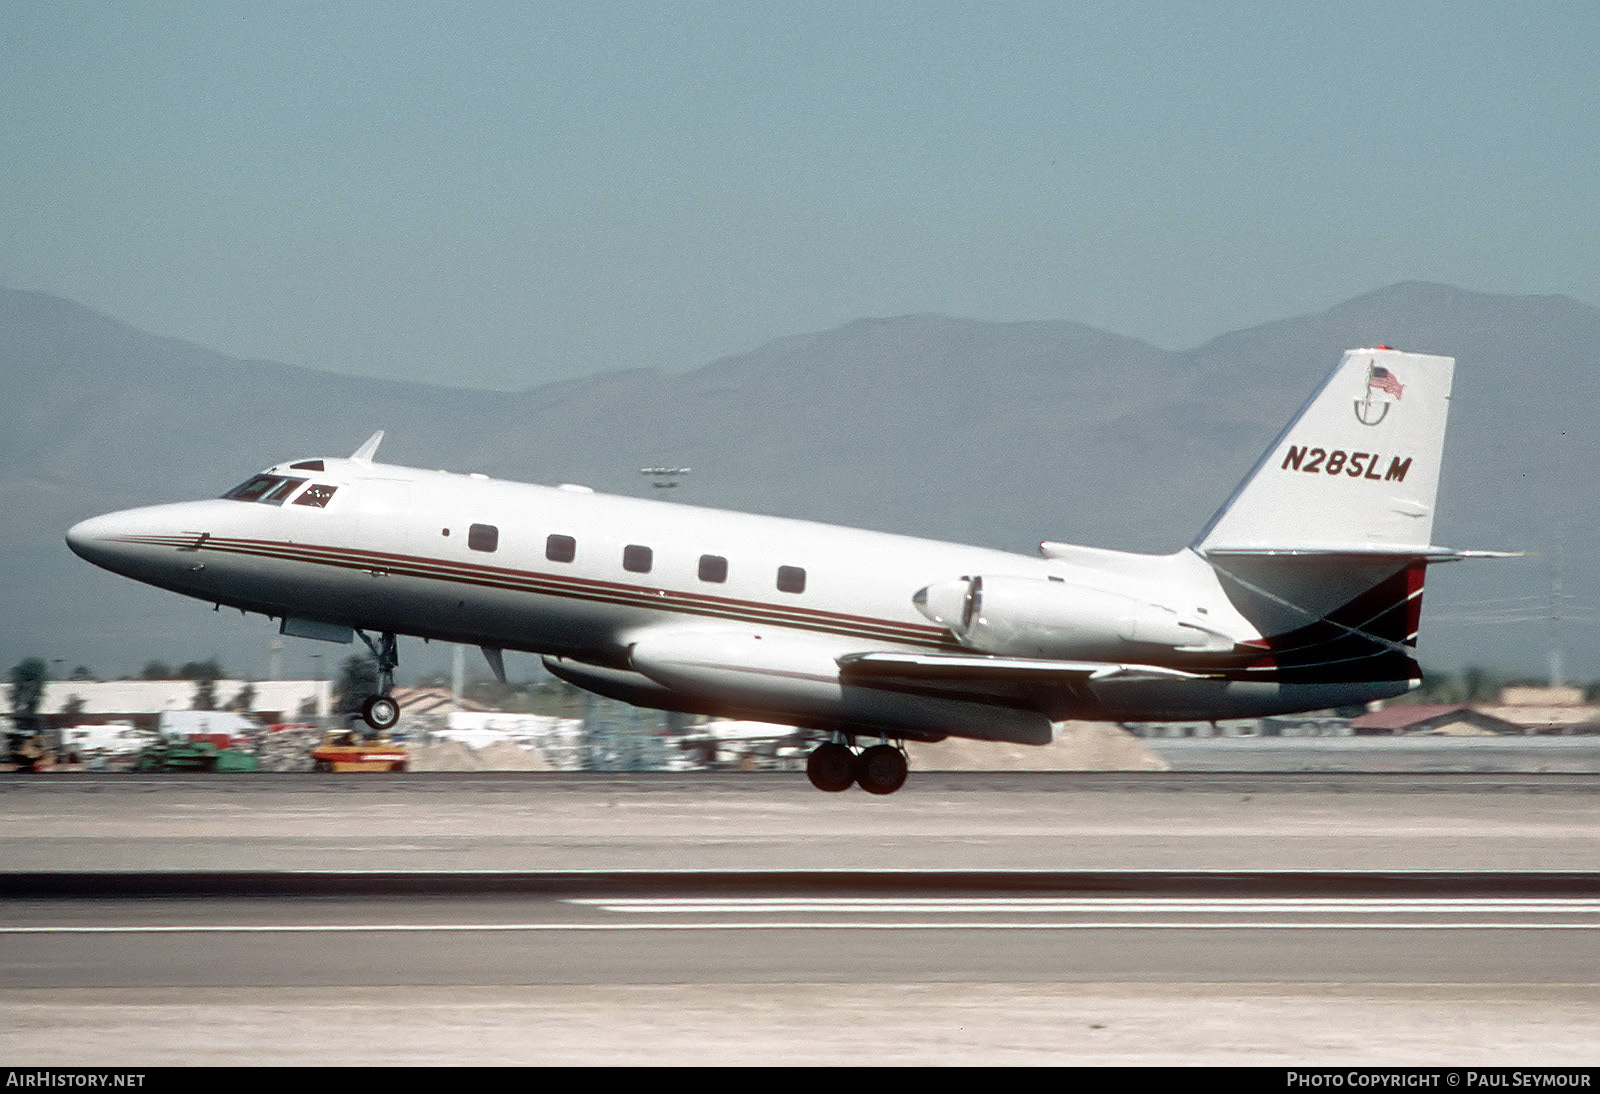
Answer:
[
  {"xmin": 805, "ymin": 737, "xmax": 909, "ymax": 795},
  {"xmin": 355, "ymin": 630, "xmax": 402, "ymax": 731},
  {"xmin": 360, "ymin": 693, "xmax": 401, "ymax": 731}
]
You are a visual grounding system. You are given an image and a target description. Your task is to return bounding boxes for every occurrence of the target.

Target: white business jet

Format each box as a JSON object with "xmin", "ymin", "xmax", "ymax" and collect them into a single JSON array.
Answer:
[{"xmin": 66, "ymin": 347, "xmax": 1499, "ymax": 793}]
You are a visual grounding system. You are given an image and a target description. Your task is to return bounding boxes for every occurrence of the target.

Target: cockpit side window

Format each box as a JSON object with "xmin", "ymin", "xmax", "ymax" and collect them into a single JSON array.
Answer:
[{"xmin": 293, "ymin": 484, "xmax": 338, "ymax": 508}]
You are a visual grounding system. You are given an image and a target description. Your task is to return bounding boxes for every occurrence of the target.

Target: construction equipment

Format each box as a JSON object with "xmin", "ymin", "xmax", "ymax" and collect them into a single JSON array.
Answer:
[
  {"xmin": 310, "ymin": 731, "xmax": 408, "ymax": 773},
  {"xmin": 134, "ymin": 738, "xmax": 259, "ymax": 772}
]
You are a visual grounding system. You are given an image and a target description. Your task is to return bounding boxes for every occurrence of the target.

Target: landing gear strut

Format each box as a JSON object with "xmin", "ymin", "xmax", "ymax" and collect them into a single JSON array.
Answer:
[
  {"xmin": 805, "ymin": 736, "xmax": 909, "ymax": 795},
  {"xmin": 355, "ymin": 630, "xmax": 401, "ymax": 732}
]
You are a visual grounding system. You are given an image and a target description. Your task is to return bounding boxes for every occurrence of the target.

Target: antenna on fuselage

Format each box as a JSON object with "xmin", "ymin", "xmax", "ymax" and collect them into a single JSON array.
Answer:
[{"xmin": 350, "ymin": 430, "xmax": 385, "ymax": 463}]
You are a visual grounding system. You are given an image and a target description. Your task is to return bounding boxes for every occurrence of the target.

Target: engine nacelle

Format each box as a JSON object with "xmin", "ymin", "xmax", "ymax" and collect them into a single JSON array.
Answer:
[{"xmin": 913, "ymin": 573, "xmax": 1229, "ymax": 659}]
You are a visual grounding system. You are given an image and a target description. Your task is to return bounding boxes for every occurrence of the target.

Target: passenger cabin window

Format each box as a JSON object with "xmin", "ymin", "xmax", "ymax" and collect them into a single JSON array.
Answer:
[
  {"xmin": 292, "ymin": 484, "xmax": 338, "ymax": 508},
  {"xmin": 698, "ymin": 554, "xmax": 728, "ymax": 583},
  {"xmin": 623, "ymin": 544, "xmax": 653, "ymax": 573},
  {"xmin": 546, "ymin": 534, "xmax": 576, "ymax": 563},
  {"xmin": 468, "ymin": 523, "xmax": 499, "ymax": 552},
  {"xmin": 777, "ymin": 565, "xmax": 806, "ymax": 594}
]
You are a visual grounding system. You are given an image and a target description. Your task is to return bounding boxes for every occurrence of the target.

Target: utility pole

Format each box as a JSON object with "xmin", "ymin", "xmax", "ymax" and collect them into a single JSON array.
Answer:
[{"xmin": 1548, "ymin": 526, "xmax": 1566, "ymax": 689}]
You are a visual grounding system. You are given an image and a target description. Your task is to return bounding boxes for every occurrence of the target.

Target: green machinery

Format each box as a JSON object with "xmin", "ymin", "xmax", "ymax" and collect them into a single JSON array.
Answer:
[{"xmin": 134, "ymin": 738, "xmax": 259, "ymax": 773}]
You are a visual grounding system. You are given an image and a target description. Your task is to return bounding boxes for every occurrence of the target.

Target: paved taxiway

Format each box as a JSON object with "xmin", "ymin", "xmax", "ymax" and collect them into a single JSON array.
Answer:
[{"xmin": 4, "ymin": 772, "xmax": 1600, "ymax": 1064}]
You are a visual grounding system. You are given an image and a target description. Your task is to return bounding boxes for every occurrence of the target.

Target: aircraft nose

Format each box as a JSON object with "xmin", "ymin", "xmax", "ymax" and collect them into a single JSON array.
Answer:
[
  {"xmin": 64, "ymin": 505, "xmax": 204, "ymax": 580},
  {"xmin": 65, "ymin": 513, "xmax": 121, "ymax": 565}
]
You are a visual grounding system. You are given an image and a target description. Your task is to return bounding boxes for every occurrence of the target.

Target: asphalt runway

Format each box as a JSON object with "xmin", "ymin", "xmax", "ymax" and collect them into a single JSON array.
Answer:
[{"xmin": 4, "ymin": 772, "xmax": 1600, "ymax": 1064}]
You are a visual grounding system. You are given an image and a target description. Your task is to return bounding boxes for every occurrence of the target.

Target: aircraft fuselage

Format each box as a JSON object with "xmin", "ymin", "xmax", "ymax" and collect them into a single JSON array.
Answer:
[{"xmin": 65, "ymin": 452, "xmax": 1411, "ymax": 741}]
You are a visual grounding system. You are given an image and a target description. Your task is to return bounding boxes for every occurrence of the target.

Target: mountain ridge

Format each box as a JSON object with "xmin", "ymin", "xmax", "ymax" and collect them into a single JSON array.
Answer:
[{"xmin": 2, "ymin": 283, "xmax": 1587, "ymax": 680}]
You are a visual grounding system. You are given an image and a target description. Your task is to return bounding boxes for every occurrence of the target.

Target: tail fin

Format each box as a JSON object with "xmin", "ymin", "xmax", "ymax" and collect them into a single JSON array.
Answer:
[
  {"xmin": 1190, "ymin": 348, "xmax": 1463, "ymax": 684},
  {"xmin": 1194, "ymin": 347, "xmax": 1453, "ymax": 555}
]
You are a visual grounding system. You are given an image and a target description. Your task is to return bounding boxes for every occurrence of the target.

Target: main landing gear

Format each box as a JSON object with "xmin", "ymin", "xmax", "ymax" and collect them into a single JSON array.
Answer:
[
  {"xmin": 356, "ymin": 630, "xmax": 402, "ymax": 732},
  {"xmin": 806, "ymin": 737, "xmax": 909, "ymax": 795}
]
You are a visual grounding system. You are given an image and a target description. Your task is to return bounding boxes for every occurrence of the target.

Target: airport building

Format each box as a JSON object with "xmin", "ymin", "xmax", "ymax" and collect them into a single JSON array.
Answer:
[
  {"xmin": 2, "ymin": 679, "xmax": 333, "ymax": 732},
  {"xmin": 1349, "ymin": 687, "xmax": 1600, "ymax": 735}
]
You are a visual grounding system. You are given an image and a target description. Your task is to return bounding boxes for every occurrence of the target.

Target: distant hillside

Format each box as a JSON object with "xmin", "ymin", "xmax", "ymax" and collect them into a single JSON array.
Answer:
[{"xmin": 2, "ymin": 283, "xmax": 1591, "ymax": 680}]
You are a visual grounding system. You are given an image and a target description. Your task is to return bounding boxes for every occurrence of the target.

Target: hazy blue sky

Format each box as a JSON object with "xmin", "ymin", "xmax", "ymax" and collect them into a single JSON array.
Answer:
[{"xmin": 5, "ymin": 2, "xmax": 1598, "ymax": 390}]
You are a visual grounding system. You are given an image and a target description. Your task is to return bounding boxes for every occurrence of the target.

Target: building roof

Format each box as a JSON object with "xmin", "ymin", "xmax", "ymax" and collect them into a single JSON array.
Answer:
[
  {"xmin": 388, "ymin": 686, "xmax": 493, "ymax": 718},
  {"xmin": 1350, "ymin": 704, "xmax": 1527, "ymax": 735}
]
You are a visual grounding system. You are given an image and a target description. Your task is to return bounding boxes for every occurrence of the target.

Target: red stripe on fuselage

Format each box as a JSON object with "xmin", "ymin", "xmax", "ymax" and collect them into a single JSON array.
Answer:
[{"xmin": 117, "ymin": 533, "xmax": 951, "ymax": 648}]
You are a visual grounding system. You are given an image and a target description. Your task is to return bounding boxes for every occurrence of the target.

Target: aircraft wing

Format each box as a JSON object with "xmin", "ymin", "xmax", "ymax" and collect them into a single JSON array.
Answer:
[{"xmin": 837, "ymin": 651, "xmax": 1209, "ymax": 684}]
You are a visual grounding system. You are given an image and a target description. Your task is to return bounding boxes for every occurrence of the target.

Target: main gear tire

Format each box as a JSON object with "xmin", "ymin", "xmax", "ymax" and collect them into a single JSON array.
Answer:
[{"xmin": 806, "ymin": 742, "xmax": 857, "ymax": 792}]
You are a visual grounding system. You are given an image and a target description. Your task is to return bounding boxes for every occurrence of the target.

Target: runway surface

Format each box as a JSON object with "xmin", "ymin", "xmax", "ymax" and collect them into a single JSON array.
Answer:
[
  {"xmin": 4, "ymin": 772, "xmax": 1600, "ymax": 1064},
  {"xmin": 6, "ymin": 770, "xmax": 1600, "ymax": 872}
]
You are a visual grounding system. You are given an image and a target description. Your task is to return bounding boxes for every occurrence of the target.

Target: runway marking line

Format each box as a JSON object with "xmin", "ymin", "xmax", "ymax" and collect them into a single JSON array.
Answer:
[
  {"xmin": 7, "ymin": 897, "xmax": 1600, "ymax": 933},
  {"xmin": 6, "ymin": 922, "xmax": 1600, "ymax": 932},
  {"xmin": 571, "ymin": 898, "xmax": 1600, "ymax": 913}
]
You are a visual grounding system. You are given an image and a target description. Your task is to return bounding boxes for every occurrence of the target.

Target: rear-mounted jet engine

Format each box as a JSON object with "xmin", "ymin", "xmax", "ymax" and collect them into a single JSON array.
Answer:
[{"xmin": 912, "ymin": 574, "xmax": 1233, "ymax": 659}]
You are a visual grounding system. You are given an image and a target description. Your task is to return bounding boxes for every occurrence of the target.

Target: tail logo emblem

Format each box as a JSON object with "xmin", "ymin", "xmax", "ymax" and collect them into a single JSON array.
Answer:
[{"xmin": 1354, "ymin": 361, "xmax": 1404, "ymax": 426}]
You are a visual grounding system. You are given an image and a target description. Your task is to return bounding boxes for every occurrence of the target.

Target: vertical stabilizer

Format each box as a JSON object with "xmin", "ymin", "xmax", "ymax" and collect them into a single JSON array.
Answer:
[{"xmin": 1195, "ymin": 348, "xmax": 1454, "ymax": 553}]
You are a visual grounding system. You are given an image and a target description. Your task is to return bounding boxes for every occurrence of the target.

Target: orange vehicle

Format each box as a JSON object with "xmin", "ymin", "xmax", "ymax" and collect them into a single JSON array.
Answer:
[{"xmin": 310, "ymin": 732, "xmax": 408, "ymax": 773}]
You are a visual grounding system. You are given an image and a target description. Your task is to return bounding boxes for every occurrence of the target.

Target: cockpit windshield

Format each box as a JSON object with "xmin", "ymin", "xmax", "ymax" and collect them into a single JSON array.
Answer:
[
  {"xmin": 225, "ymin": 474, "xmax": 291, "ymax": 502},
  {"xmin": 221, "ymin": 474, "xmax": 327, "ymax": 506}
]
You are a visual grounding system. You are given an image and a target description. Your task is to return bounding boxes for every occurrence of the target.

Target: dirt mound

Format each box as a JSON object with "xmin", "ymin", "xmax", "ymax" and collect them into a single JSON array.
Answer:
[
  {"xmin": 407, "ymin": 740, "xmax": 553, "ymax": 772},
  {"xmin": 906, "ymin": 722, "xmax": 1167, "ymax": 771}
]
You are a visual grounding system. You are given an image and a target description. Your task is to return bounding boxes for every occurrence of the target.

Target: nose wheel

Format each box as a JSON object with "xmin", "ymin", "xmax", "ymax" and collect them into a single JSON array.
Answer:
[
  {"xmin": 805, "ymin": 738, "xmax": 909, "ymax": 794},
  {"xmin": 355, "ymin": 629, "xmax": 402, "ymax": 732},
  {"xmin": 360, "ymin": 694, "xmax": 401, "ymax": 731}
]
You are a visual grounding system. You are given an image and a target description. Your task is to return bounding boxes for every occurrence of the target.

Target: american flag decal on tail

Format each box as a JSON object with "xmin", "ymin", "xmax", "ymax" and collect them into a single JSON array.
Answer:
[{"xmin": 1367, "ymin": 364, "xmax": 1404, "ymax": 400}]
